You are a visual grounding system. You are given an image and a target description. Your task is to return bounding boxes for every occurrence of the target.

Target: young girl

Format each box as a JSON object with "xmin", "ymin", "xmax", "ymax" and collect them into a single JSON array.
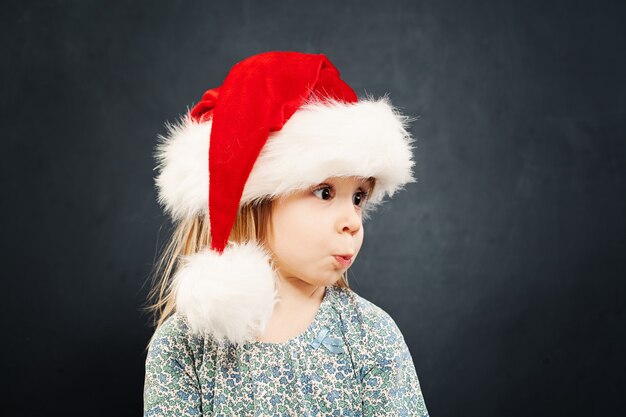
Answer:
[{"xmin": 143, "ymin": 51, "xmax": 429, "ymax": 417}]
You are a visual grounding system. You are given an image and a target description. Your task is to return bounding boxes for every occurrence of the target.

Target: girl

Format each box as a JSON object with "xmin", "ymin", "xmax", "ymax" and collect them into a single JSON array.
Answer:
[{"xmin": 143, "ymin": 51, "xmax": 429, "ymax": 417}]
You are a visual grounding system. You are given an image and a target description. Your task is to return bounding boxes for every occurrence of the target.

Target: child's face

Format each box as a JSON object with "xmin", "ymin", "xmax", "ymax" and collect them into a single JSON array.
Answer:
[{"xmin": 267, "ymin": 176, "xmax": 372, "ymax": 288}]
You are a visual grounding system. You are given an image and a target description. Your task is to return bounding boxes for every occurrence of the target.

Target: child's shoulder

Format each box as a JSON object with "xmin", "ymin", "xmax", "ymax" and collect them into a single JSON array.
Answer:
[
  {"xmin": 330, "ymin": 285, "xmax": 406, "ymax": 344},
  {"xmin": 331, "ymin": 285, "xmax": 398, "ymax": 323},
  {"xmin": 150, "ymin": 312, "xmax": 192, "ymax": 340},
  {"xmin": 146, "ymin": 312, "xmax": 205, "ymax": 358}
]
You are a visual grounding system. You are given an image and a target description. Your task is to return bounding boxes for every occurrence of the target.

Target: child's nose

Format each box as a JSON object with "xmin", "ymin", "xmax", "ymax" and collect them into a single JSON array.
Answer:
[{"xmin": 336, "ymin": 199, "xmax": 362, "ymax": 235}]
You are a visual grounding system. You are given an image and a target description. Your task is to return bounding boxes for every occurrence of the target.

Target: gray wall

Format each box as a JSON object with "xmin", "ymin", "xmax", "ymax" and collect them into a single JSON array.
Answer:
[{"xmin": 3, "ymin": 0, "xmax": 625, "ymax": 416}]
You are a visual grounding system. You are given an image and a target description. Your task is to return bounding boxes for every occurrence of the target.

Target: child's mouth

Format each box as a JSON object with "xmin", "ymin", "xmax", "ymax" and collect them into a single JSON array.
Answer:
[{"xmin": 334, "ymin": 255, "xmax": 353, "ymax": 267}]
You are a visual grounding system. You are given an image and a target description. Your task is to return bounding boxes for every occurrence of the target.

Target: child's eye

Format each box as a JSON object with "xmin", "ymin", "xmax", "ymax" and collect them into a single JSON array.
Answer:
[
  {"xmin": 353, "ymin": 191, "xmax": 369, "ymax": 207},
  {"xmin": 312, "ymin": 186, "xmax": 332, "ymax": 200}
]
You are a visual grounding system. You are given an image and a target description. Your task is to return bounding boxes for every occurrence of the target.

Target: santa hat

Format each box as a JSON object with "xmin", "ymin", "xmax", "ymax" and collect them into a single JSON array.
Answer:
[{"xmin": 153, "ymin": 51, "xmax": 415, "ymax": 345}]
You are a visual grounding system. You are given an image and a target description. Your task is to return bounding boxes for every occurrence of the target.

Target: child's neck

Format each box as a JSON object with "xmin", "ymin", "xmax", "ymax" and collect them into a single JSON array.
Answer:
[
  {"xmin": 274, "ymin": 275, "xmax": 325, "ymax": 306},
  {"xmin": 253, "ymin": 276, "xmax": 325, "ymax": 344}
]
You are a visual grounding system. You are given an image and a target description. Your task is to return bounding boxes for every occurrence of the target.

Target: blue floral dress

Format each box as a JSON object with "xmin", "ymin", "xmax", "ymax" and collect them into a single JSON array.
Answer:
[{"xmin": 144, "ymin": 285, "xmax": 429, "ymax": 416}]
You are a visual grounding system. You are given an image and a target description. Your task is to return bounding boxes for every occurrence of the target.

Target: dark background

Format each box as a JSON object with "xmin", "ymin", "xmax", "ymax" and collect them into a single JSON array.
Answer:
[{"xmin": 3, "ymin": 0, "xmax": 625, "ymax": 416}]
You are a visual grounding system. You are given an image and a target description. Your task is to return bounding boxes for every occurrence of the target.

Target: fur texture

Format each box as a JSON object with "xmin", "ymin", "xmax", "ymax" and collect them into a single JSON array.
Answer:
[
  {"xmin": 174, "ymin": 241, "xmax": 279, "ymax": 345},
  {"xmin": 154, "ymin": 97, "xmax": 415, "ymax": 221},
  {"xmin": 154, "ymin": 115, "xmax": 212, "ymax": 221}
]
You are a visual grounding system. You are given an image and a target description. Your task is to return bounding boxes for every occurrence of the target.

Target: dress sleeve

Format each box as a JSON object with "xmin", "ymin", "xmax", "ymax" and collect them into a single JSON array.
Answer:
[
  {"xmin": 360, "ymin": 316, "xmax": 429, "ymax": 417},
  {"xmin": 143, "ymin": 316, "xmax": 203, "ymax": 417}
]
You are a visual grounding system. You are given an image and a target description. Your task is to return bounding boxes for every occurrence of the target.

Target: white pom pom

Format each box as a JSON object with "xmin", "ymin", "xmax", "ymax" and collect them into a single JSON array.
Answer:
[{"xmin": 174, "ymin": 241, "xmax": 279, "ymax": 345}]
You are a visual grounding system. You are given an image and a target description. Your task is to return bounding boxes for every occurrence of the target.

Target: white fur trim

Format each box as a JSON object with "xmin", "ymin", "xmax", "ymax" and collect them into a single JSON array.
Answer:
[
  {"xmin": 174, "ymin": 241, "xmax": 279, "ymax": 345},
  {"xmin": 154, "ymin": 96, "xmax": 415, "ymax": 221},
  {"xmin": 244, "ymin": 96, "xmax": 415, "ymax": 205},
  {"xmin": 154, "ymin": 115, "xmax": 212, "ymax": 221}
]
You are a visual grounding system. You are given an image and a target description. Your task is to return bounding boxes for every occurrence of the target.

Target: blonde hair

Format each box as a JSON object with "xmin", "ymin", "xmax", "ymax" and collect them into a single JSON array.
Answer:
[{"xmin": 142, "ymin": 197, "xmax": 356, "ymax": 333}]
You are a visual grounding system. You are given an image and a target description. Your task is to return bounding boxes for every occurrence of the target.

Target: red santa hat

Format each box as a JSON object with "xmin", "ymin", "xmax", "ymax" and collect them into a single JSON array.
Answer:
[{"xmin": 153, "ymin": 51, "xmax": 415, "ymax": 345}]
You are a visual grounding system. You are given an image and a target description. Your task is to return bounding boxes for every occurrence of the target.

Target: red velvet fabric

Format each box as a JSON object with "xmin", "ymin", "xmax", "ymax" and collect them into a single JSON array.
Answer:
[{"xmin": 189, "ymin": 51, "xmax": 357, "ymax": 253}]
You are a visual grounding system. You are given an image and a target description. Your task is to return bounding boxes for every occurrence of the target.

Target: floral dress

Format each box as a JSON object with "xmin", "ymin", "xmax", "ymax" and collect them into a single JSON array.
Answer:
[{"xmin": 144, "ymin": 285, "xmax": 429, "ymax": 416}]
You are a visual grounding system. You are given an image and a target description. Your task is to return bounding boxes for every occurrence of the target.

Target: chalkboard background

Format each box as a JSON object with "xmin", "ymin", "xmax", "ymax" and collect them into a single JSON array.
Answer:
[{"xmin": 3, "ymin": 1, "xmax": 625, "ymax": 416}]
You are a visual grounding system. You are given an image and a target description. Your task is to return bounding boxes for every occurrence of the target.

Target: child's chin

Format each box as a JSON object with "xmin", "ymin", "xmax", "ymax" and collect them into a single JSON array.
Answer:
[{"xmin": 296, "ymin": 273, "xmax": 342, "ymax": 288}]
